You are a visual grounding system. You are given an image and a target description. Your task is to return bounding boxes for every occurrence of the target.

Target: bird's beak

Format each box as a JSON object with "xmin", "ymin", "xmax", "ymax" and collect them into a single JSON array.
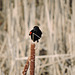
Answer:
[{"xmin": 29, "ymin": 32, "xmax": 32, "ymax": 35}]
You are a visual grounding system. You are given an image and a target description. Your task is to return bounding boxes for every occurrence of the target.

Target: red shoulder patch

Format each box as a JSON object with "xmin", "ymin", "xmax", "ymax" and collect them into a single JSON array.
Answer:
[{"xmin": 30, "ymin": 32, "xmax": 32, "ymax": 35}]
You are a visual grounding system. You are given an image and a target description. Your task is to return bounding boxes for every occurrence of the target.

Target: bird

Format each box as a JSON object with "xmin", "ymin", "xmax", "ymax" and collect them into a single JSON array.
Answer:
[{"xmin": 29, "ymin": 26, "xmax": 42, "ymax": 42}]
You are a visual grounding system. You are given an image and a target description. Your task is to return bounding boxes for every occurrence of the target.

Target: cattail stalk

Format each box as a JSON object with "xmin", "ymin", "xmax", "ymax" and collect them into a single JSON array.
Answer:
[
  {"xmin": 22, "ymin": 58, "xmax": 29, "ymax": 75},
  {"xmin": 30, "ymin": 43, "xmax": 35, "ymax": 75}
]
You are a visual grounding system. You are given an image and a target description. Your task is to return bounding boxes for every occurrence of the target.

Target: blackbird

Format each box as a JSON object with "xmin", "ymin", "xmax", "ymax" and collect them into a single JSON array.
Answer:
[{"xmin": 29, "ymin": 26, "xmax": 42, "ymax": 42}]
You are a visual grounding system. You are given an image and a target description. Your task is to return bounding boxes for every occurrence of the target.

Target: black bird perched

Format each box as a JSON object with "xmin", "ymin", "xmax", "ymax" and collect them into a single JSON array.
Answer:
[{"xmin": 29, "ymin": 26, "xmax": 42, "ymax": 42}]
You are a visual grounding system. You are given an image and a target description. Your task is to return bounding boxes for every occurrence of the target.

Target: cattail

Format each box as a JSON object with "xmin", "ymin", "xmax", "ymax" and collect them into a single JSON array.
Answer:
[{"xmin": 30, "ymin": 44, "xmax": 35, "ymax": 75}]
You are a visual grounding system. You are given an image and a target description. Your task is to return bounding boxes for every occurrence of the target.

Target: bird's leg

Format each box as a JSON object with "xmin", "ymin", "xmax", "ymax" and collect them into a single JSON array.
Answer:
[{"xmin": 37, "ymin": 40, "xmax": 39, "ymax": 42}]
